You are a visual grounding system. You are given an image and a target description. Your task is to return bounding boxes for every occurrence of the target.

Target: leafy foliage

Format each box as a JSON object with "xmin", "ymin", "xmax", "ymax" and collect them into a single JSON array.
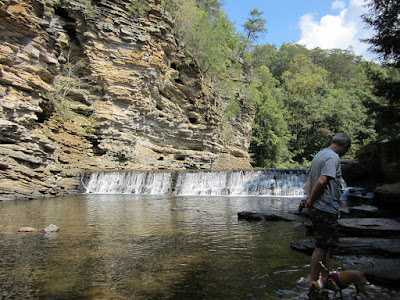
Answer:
[
  {"xmin": 239, "ymin": 9, "xmax": 267, "ymax": 57},
  {"xmin": 362, "ymin": 0, "xmax": 400, "ymax": 67},
  {"xmin": 159, "ymin": 0, "xmax": 398, "ymax": 167},
  {"xmin": 362, "ymin": 0, "xmax": 400, "ymax": 141}
]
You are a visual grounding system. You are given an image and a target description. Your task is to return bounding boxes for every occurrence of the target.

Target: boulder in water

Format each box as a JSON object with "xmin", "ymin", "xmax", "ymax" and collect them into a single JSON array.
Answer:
[
  {"xmin": 44, "ymin": 224, "xmax": 59, "ymax": 233},
  {"xmin": 18, "ymin": 226, "xmax": 38, "ymax": 232},
  {"xmin": 238, "ymin": 211, "xmax": 294, "ymax": 222}
]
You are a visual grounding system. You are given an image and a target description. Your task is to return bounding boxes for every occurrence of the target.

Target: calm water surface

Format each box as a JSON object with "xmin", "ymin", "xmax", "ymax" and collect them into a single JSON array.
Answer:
[{"xmin": 0, "ymin": 195, "xmax": 398, "ymax": 299}]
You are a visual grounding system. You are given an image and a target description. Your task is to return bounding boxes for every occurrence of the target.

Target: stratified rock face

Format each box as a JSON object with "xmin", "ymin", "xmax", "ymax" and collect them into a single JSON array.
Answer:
[{"xmin": 0, "ymin": 0, "xmax": 254, "ymax": 200}]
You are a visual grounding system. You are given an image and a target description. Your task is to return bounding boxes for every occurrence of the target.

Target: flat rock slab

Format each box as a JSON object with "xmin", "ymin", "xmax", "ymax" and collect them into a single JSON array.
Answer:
[
  {"xmin": 339, "ymin": 218, "xmax": 400, "ymax": 237},
  {"xmin": 344, "ymin": 205, "xmax": 394, "ymax": 218},
  {"xmin": 335, "ymin": 237, "xmax": 400, "ymax": 257},
  {"xmin": 291, "ymin": 238, "xmax": 400, "ymax": 257},
  {"xmin": 290, "ymin": 239, "xmax": 314, "ymax": 255},
  {"xmin": 238, "ymin": 211, "xmax": 294, "ymax": 222},
  {"xmin": 18, "ymin": 227, "xmax": 39, "ymax": 232}
]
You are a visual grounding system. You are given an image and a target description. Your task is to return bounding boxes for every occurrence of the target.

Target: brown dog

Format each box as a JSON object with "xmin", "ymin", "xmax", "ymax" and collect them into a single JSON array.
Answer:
[{"xmin": 311, "ymin": 267, "xmax": 372, "ymax": 299}]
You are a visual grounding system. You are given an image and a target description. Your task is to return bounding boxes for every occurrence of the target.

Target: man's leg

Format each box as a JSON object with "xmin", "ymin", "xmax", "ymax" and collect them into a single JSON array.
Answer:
[
  {"xmin": 321, "ymin": 248, "xmax": 330, "ymax": 279},
  {"xmin": 310, "ymin": 247, "xmax": 329, "ymax": 283}
]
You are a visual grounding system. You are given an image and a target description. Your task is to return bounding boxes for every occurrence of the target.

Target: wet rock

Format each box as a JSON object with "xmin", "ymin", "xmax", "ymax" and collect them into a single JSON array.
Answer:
[
  {"xmin": 345, "ymin": 205, "xmax": 394, "ymax": 218},
  {"xmin": 238, "ymin": 211, "xmax": 267, "ymax": 221},
  {"xmin": 301, "ymin": 214, "xmax": 400, "ymax": 238},
  {"xmin": 290, "ymin": 239, "xmax": 314, "ymax": 255},
  {"xmin": 291, "ymin": 238, "xmax": 400, "ymax": 257},
  {"xmin": 18, "ymin": 226, "xmax": 38, "ymax": 232},
  {"xmin": 341, "ymin": 187, "xmax": 374, "ymax": 207},
  {"xmin": 338, "ymin": 218, "xmax": 400, "ymax": 238},
  {"xmin": 238, "ymin": 211, "xmax": 294, "ymax": 222},
  {"xmin": 335, "ymin": 238, "xmax": 400, "ymax": 257},
  {"xmin": 374, "ymin": 183, "xmax": 400, "ymax": 210},
  {"xmin": 44, "ymin": 224, "xmax": 59, "ymax": 233}
]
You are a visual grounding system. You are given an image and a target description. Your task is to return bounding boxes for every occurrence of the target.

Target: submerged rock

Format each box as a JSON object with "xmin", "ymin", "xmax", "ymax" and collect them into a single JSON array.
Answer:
[
  {"xmin": 44, "ymin": 224, "xmax": 59, "ymax": 233},
  {"xmin": 238, "ymin": 211, "xmax": 294, "ymax": 222},
  {"xmin": 18, "ymin": 226, "xmax": 38, "ymax": 232}
]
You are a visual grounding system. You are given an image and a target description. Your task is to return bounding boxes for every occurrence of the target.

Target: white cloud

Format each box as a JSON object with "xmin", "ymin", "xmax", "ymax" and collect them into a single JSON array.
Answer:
[
  {"xmin": 298, "ymin": 0, "xmax": 377, "ymax": 61},
  {"xmin": 332, "ymin": 1, "xmax": 346, "ymax": 11}
]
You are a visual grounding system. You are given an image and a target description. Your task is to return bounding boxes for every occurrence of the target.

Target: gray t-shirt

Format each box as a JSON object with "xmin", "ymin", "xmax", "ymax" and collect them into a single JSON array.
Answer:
[{"xmin": 309, "ymin": 148, "xmax": 342, "ymax": 214}]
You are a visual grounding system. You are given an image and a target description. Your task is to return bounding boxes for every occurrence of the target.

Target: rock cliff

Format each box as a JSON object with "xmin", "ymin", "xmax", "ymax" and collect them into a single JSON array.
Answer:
[{"xmin": 0, "ymin": 0, "xmax": 254, "ymax": 200}]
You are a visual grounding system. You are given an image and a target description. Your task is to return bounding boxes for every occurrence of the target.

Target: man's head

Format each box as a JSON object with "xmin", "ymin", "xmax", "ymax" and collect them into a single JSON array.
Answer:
[{"xmin": 330, "ymin": 133, "xmax": 351, "ymax": 156}]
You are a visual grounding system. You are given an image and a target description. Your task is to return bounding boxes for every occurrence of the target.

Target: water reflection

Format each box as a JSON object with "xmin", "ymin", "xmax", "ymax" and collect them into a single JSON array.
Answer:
[{"xmin": 0, "ymin": 195, "xmax": 397, "ymax": 299}]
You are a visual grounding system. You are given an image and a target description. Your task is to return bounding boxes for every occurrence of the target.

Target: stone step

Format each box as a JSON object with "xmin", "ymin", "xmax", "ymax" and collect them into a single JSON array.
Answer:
[
  {"xmin": 338, "ymin": 218, "xmax": 400, "ymax": 238},
  {"xmin": 303, "ymin": 217, "xmax": 400, "ymax": 238},
  {"xmin": 290, "ymin": 237, "xmax": 400, "ymax": 257}
]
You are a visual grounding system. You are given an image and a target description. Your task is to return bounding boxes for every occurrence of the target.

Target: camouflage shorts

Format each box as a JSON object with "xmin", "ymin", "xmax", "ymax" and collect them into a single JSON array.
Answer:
[{"xmin": 309, "ymin": 207, "xmax": 339, "ymax": 249}]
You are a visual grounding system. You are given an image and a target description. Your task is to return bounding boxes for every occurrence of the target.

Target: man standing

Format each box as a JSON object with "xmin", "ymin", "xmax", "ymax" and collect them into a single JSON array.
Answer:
[{"xmin": 301, "ymin": 133, "xmax": 351, "ymax": 293}]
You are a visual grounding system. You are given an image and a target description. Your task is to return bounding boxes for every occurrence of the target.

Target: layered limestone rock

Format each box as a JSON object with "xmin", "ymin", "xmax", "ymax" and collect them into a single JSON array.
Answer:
[{"xmin": 0, "ymin": 0, "xmax": 254, "ymax": 200}]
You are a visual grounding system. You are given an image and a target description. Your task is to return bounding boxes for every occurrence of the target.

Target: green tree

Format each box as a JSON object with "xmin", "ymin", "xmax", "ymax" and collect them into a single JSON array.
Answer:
[
  {"xmin": 282, "ymin": 54, "xmax": 328, "ymax": 97},
  {"xmin": 267, "ymin": 43, "xmax": 310, "ymax": 79},
  {"xmin": 363, "ymin": 0, "xmax": 400, "ymax": 66},
  {"xmin": 310, "ymin": 48, "xmax": 364, "ymax": 87},
  {"xmin": 238, "ymin": 9, "xmax": 267, "ymax": 57},
  {"xmin": 362, "ymin": 0, "xmax": 400, "ymax": 140},
  {"xmin": 250, "ymin": 66, "xmax": 290, "ymax": 167},
  {"xmin": 365, "ymin": 64, "xmax": 400, "ymax": 140},
  {"xmin": 195, "ymin": 0, "xmax": 224, "ymax": 17}
]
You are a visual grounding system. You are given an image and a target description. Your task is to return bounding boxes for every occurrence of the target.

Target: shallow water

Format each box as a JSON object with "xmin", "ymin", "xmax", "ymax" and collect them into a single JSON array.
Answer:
[{"xmin": 0, "ymin": 195, "xmax": 398, "ymax": 299}]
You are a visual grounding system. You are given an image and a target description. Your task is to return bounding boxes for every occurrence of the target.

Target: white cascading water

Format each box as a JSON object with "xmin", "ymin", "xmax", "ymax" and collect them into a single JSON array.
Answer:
[
  {"xmin": 84, "ymin": 171, "xmax": 173, "ymax": 195},
  {"xmin": 84, "ymin": 169, "xmax": 308, "ymax": 197}
]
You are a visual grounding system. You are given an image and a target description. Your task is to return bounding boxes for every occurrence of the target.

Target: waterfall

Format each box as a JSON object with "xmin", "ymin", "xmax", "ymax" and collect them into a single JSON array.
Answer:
[{"xmin": 84, "ymin": 169, "xmax": 308, "ymax": 197}]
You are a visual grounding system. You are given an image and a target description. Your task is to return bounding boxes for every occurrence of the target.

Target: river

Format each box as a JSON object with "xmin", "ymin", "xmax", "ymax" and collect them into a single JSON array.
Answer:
[
  {"xmin": 1, "ymin": 170, "xmax": 399, "ymax": 299},
  {"xmin": 1, "ymin": 194, "xmax": 317, "ymax": 299}
]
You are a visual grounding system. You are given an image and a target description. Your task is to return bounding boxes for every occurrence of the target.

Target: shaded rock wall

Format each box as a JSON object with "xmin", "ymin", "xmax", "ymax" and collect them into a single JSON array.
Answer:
[
  {"xmin": 342, "ymin": 139, "xmax": 400, "ymax": 209},
  {"xmin": 342, "ymin": 139, "xmax": 400, "ymax": 187},
  {"xmin": 0, "ymin": 0, "xmax": 254, "ymax": 200}
]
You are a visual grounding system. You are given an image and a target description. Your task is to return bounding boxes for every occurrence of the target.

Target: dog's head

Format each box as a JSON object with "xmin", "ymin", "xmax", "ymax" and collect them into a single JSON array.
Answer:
[{"xmin": 311, "ymin": 278, "xmax": 325, "ymax": 291}]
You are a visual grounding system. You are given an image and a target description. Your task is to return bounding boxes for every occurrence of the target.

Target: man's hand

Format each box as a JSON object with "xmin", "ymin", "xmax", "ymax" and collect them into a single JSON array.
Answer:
[{"xmin": 298, "ymin": 198, "xmax": 307, "ymax": 212}]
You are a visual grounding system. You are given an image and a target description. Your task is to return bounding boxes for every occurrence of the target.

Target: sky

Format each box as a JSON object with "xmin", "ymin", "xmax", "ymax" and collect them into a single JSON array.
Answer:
[{"xmin": 222, "ymin": 0, "xmax": 378, "ymax": 62}]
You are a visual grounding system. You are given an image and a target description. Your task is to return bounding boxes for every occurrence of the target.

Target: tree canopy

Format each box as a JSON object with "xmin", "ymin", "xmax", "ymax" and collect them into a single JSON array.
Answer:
[
  {"xmin": 363, "ymin": 0, "xmax": 400, "ymax": 67},
  {"xmin": 161, "ymin": 0, "xmax": 399, "ymax": 167}
]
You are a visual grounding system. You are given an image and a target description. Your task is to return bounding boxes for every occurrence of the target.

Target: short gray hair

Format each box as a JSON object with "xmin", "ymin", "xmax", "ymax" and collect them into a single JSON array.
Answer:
[{"xmin": 331, "ymin": 133, "xmax": 351, "ymax": 147}]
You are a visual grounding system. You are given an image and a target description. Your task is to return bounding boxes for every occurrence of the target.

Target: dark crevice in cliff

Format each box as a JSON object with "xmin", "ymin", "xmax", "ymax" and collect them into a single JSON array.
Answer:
[
  {"xmin": 188, "ymin": 117, "xmax": 197, "ymax": 124},
  {"xmin": 54, "ymin": 6, "xmax": 81, "ymax": 48},
  {"xmin": 32, "ymin": 0, "xmax": 45, "ymax": 19},
  {"xmin": 36, "ymin": 100, "xmax": 55, "ymax": 123},
  {"xmin": 175, "ymin": 78, "xmax": 184, "ymax": 85},
  {"xmin": 13, "ymin": 157, "xmax": 41, "ymax": 169},
  {"xmin": 86, "ymin": 136, "xmax": 106, "ymax": 156},
  {"xmin": 171, "ymin": 62, "xmax": 178, "ymax": 70}
]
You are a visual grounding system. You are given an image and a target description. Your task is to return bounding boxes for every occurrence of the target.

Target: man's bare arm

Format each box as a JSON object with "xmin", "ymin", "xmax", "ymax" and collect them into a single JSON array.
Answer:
[{"xmin": 305, "ymin": 175, "xmax": 330, "ymax": 207}]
